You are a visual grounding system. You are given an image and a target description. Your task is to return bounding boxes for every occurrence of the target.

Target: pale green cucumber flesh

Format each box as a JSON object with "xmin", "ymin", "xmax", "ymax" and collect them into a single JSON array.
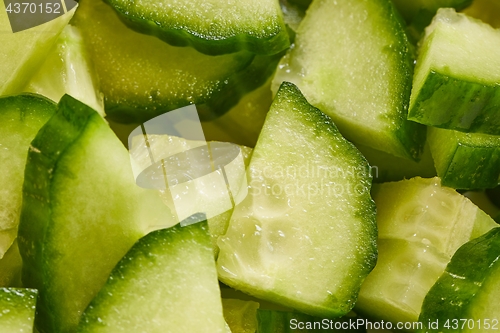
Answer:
[
  {"xmin": 0, "ymin": 288, "xmax": 37, "ymax": 332},
  {"xmin": 77, "ymin": 222, "xmax": 227, "ymax": 333},
  {"xmin": 217, "ymin": 82, "xmax": 377, "ymax": 318},
  {"xmin": 18, "ymin": 95, "xmax": 174, "ymax": 333}
]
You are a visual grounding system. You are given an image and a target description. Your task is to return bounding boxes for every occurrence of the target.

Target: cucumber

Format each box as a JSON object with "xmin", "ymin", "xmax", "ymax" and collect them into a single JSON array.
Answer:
[
  {"xmin": 356, "ymin": 177, "xmax": 497, "ymax": 325},
  {"xmin": 77, "ymin": 221, "xmax": 228, "ymax": 333},
  {"xmin": 408, "ymin": 9, "xmax": 500, "ymax": 135},
  {"xmin": 0, "ymin": 94, "xmax": 56, "ymax": 260},
  {"xmin": 462, "ymin": 0, "xmax": 500, "ymax": 28},
  {"xmin": 222, "ymin": 299, "xmax": 260, "ymax": 333},
  {"xmin": 418, "ymin": 227, "xmax": 500, "ymax": 333},
  {"xmin": 18, "ymin": 95, "xmax": 175, "ymax": 333},
  {"xmin": 103, "ymin": 0, "xmax": 289, "ymax": 56},
  {"xmin": 0, "ymin": 240, "xmax": 23, "ymax": 288},
  {"xmin": 428, "ymin": 127, "xmax": 500, "ymax": 190},
  {"xmin": 217, "ymin": 82, "xmax": 377, "ymax": 318},
  {"xmin": 272, "ymin": 0, "xmax": 426, "ymax": 161},
  {"xmin": 0, "ymin": 4, "xmax": 75, "ymax": 96},
  {"xmin": 0, "ymin": 288, "xmax": 37, "ymax": 332},
  {"xmin": 24, "ymin": 24, "xmax": 105, "ymax": 117}
]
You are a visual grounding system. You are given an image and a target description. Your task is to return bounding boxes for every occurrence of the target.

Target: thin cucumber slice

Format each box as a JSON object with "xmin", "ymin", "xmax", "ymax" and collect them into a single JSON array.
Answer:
[
  {"xmin": 418, "ymin": 227, "xmax": 500, "ymax": 332},
  {"xmin": 0, "ymin": 94, "xmax": 56, "ymax": 260},
  {"xmin": 222, "ymin": 299, "xmax": 260, "ymax": 333},
  {"xmin": 24, "ymin": 24, "xmax": 105, "ymax": 117},
  {"xmin": 217, "ymin": 82, "xmax": 377, "ymax": 318},
  {"xmin": 0, "ymin": 6, "xmax": 76, "ymax": 96},
  {"xmin": 428, "ymin": 127, "xmax": 500, "ymax": 190},
  {"xmin": 272, "ymin": 0, "xmax": 425, "ymax": 161},
  {"xmin": 103, "ymin": 0, "xmax": 289, "ymax": 56},
  {"xmin": 356, "ymin": 177, "xmax": 498, "ymax": 324},
  {"xmin": 0, "ymin": 288, "xmax": 37, "ymax": 333},
  {"xmin": 18, "ymin": 95, "xmax": 175, "ymax": 333},
  {"xmin": 408, "ymin": 9, "xmax": 500, "ymax": 135},
  {"xmin": 77, "ymin": 221, "xmax": 228, "ymax": 333}
]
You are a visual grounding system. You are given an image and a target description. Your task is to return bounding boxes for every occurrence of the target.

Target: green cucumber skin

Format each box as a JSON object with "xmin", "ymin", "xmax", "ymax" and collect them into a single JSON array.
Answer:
[
  {"xmin": 103, "ymin": 0, "xmax": 290, "ymax": 56},
  {"xmin": 418, "ymin": 227, "xmax": 500, "ymax": 333},
  {"xmin": 408, "ymin": 71, "xmax": 500, "ymax": 135}
]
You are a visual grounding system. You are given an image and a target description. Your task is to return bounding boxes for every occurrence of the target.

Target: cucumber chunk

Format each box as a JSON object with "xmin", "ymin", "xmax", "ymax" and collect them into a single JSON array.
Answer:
[
  {"xmin": 18, "ymin": 95, "xmax": 175, "ymax": 333},
  {"xmin": 217, "ymin": 82, "xmax": 377, "ymax": 318},
  {"xmin": 103, "ymin": 0, "xmax": 289, "ymax": 56},
  {"xmin": 0, "ymin": 240, "xmax": 23, "ymax": 288},
  {"xmin": 77, "ymin": 221, "xmax": 228, "ymax": 333},
  {"xmin": 272, "ymin": 0, "xmax": 425, "ymax": 161},
  {"xmin": 356, "ymin": 177, "xmax": 497, "ymax": 324},
  {"xmin": 428, "ymin": 127, "xmax": 500, "ymax": 190},
  {"xmin": 418, "ymin": 227, "xmax": 500, "ymax": 332},
  {"xmin": 408, "ymin": 9, "xmax": 500, "ymax": 135},
  {"xmin": 0, "ymin": 95, "xmax": 56, "ymax": 260},
  {"xmin": 0, "ymin": 288, "xmax": 37, "ymax": 333},
  {"xmin": 222, "ymin": 299, "xmax": 260, "ymax": 333}
]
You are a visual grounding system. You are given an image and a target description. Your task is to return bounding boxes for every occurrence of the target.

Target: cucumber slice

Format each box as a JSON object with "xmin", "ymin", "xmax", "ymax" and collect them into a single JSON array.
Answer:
[
  {"xmin": 103, "ymin": 0, "xmax": 289, "ymax": 56},
  {"xmin": 217, "ymin": 82, "xmax": 377, "ymax": 318},
  {"xmin": 18, "ymin": 95, "xmax": 175, "ymax": 333},
  {"xmin": 419, "ymin": 227, "xmax": 500, "ymax": 332},
  {"xmin": 272, "ymin": 0, "xmax": 425, "ymax": 161},
  {"xmin": 77, "ymin": 221, "xmax": 228, "ymax": 333},
  {"xmin": 0, "ymin": 5, "xmax": 75, "ymax": 96},
  {"xmin": 0, "ymin": 94, "xmax": 56, "ymax": 260},
  {"xmin": 222, "ymin": 299, "xmax": 260, "ymax": 333},
  {"xmin": 408, "ymin": 9, "xmax": 500, "ymax": 135},
  {"xmin": 0, "ymin": 288, "xmax": 37, "ymax": 332},
  {"xmin": 24, "ymin": 24, "xmax": 105, "ymax": 117},
  {"xmin": 356, "ymin": 177, "xmax": 497, "ymax": 324},
  {"xmin": 0, "ymin": 240, "xmax": 23, "ymax": 288},
  {"xmin": 428, "ymin": 127, "xmax": 500, "ymax": 190}
]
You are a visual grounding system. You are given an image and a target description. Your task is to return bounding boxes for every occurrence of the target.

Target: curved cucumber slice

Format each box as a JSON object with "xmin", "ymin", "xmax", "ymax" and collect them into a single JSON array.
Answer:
[
  {"xmin": 428, "ymin": 127, "xmax": 500, "ymax": 190},
  {"xmin": 0, "ymin": 288, "xmax": 37, "ymax": 332},
  {"xmin": 0, "ymin": 94, "xmax": 56, "ymax": 259},
  {"xmin": 419, "ymin": 227, "xmax": 500, "ymax": 332},
  {"xmin": 408, "ymin": 9, "xmax": 500, "ymax": 135},
  {"xmin": 18, "ymin": 95, "xmax": 175, "ymax": 333},
  {"xmin": 217, "ymin": 82, "xmax": 377, "ymax": 318},
  {"xmin": 77, "ymin": 221, "xmax": 227, "ymax": 333},
  {"xmin": 272, "ymin": 0, "xmax": 425, "ymax": 161},
  {"xmin": 103, "ymin": 0, "xmax": 289, "ymax": 56}
]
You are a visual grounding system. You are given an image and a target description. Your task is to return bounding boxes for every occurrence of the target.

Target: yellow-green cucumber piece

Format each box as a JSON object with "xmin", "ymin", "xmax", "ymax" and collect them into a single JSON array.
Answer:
[
  {"xmin": 356, "ymin": 177, "xmax": 497, "ymax": 325},
  {"xmin": 217, "ymin": 82, "xmax": 377, "ymax": 318},
  {"xmin": 0, "ymin": 240, "xmax": 23, "ymax": 288},
  {"xmin": 428, "ymin": 127, "xmax": 500, "ymax": 190},
  {"xmin": 222, "ymin": 299, "xmax": 260, "ymax": 333},
  {"xmin": 418, "ymin": 227, "xmax": 500, "ymax": 333},
  {"xmin": 76, "ymin": 221, "xmax": 227, "ymax": 333},
  {"xmin": 18, "ymin": 95, "xmax": 175, "ymax": 333},
  {"xmin": 272, "ymin": 0, "xmax": 425, "ymax": 161},
  {"xmin": 0, "ymin": 5, "xmax": 76, "ymax": 96},
  {"xmin": 24, "ymin": 24, "xmax": 105, "ymax": 117},
  {"xmin": 0, "ymin": 288, "xmax": 37, "ymax": 333},
  {"xmin": 103, "ymin": 0, "xmax": 289, "ymax": 56},
  {"xmin": 408, "ymin": 9, "xmax": 500, "ymax": 135}
]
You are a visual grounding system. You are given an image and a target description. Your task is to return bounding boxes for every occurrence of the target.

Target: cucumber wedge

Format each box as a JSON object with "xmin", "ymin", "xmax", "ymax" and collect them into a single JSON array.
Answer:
[
  {"xmin": 217, "ymin": 82, "xmax": 377, "ymax": 318},
  {"xmin": 408, "ymin": 9, "xmax": 500, "ymax": 135},
  {"xmin": 18, "ymin": 95, "xmax": 175, "ymax": 333},
  {"xmin": 0, "ymin": 95, "xmax": 56, "ymax": 260},
  {"xmin": 0, "ymin": 288, "xmax": 37, "ymax": 333},
  {"xmin": 272, "ymin": 0, "xmax": 425, "ymax": 161},
  {"xmin": 103, "ymin": 0, "xmax": 289, "ymax": 56},
  {"xmin": 77, "ymin": 221, "xmax": 228, "ymax": 333},
  {"xmin": 356, "ymin": 177, "xmax": 497, "ymax": 325},
  {"xmin": 428, "ymin": 127, "xmax": 500, "ymax": 190},
  {"xmin": 418, "ymin": 227, "xmax": 500, "ymax": 332}
]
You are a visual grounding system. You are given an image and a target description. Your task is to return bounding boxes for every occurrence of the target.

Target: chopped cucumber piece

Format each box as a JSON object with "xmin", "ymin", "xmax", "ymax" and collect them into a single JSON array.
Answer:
[
  {"xmin": 18, "ymin": 95, "xmax": 175, "ymax": 333},
  {"xmin": 428, "ymin": 127, "xmax": 500, "ymax": 190},
  {"xmin": 356, "ymin": 177, "xmax": 497, "ymax": 324},
  {"xmin": 419, "ymin": 227, "xmax": 500, "ymax": 332},
  {"xmin": 408, "ymin": 9, "xmax": 500, "ymax": 135},
  {"xmin": 273, "ymin": 0, "xmax": 425, "ymax": 160},
  {"xmin": 0, "ymin": 94, "xmax": 56, "ymax": 260},
  {"xmin": 0, "ymin": 240, "xmax": 23, "ymax": 288},
  {"xmin": 24, "ymin": 24, "xmax": 105, "ymax": 117},
  {"xmin": 0, "ymin": 288, "xmax": 37, "ymax": 333},
  {"xmin": 222, "ymin": 299, "xmax": 260, "ymax": 333},
  {"xmin": 103, "ymin": 0, "xmax": 289, "ymax": 56},
  {"xmin": 217, "ymin": 82, "xmax": 377, "ymax": 318},
  {"xmin": 462, "ymin": 0, "xmax": 500, "ymax": 28}
]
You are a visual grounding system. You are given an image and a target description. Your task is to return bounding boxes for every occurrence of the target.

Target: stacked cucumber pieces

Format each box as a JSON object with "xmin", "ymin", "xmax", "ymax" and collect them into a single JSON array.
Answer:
[{"xmin": 1, "ymin": 0, "xmax": 500, "ymax": 332}]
